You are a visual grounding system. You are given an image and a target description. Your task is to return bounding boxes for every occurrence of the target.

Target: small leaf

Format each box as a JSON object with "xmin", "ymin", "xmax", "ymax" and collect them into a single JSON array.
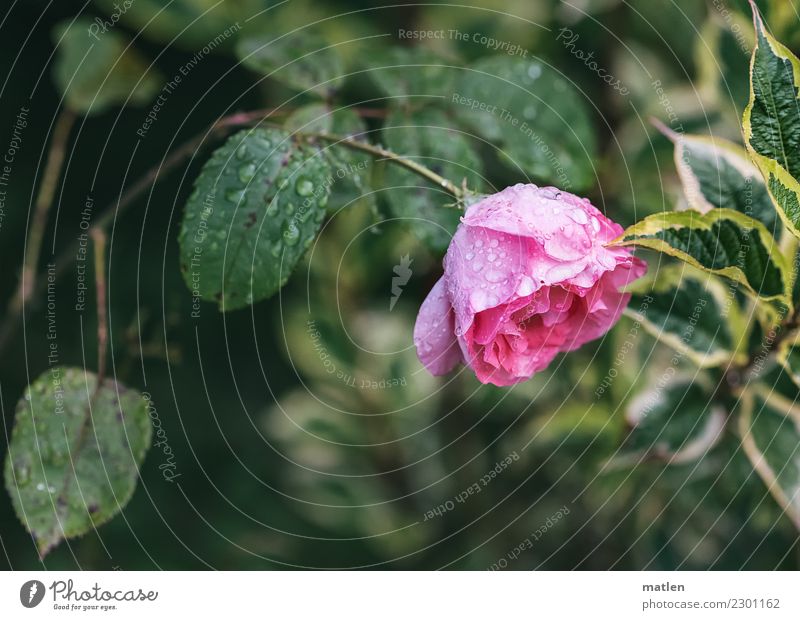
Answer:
[
  {"xmin": 4, "ymin": 368, "xmax": 151, "ymax": 556},
  {"xmin": 626, "ymin": 265, "xmax": 747, "ymax": 368},
  {"xmin": 178, "ymin": 128, "xmax": 331, "ymax": 310},
  {"xmin": 383, "ymin": 107, "xmax": 482, "ymax": 252},
  {"xmin": 236, "ymin": 33, "xmax": 344, "ymax": 98},
  {"xmin": 743, "ymin": 3, "xmax": 800, "ymax": 239},
  {"xmin": 52, "ymin": 17, "xmax": 161, "ymax": 116},
  {"xmin": 622, "ymin": 374, "xmax": 725, "ymax": 464},
  {"xmin": 285, "ymin": 104, "xmax": 375, "ymax": 212},
  {"xmin": 738, "ymin": 386, "xmax": 800, "ymax": 531},
  {"xmin": 450, "ymin": 56, "xmax": 596, "ymax": 191},
  {"xmin": 612, "ymin": 209, "xmax": 790, "ymax": 304},
  {"xmin": 657, "ymin": 125, "xmax": 779, "ymax": 237}
]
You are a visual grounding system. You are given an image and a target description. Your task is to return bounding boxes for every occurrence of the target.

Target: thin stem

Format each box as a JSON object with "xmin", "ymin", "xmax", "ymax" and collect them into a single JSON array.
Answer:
[
  {"xmin": 91, "ymin": 228, "xmax": 107, "ymax": 390},
  {"xmin": 307, "ymin": 132, "xmax": 467, "ymax": 201},
  {"xmin": 0, "ymin": 109, "xmax": 75, "ymax": 349}
]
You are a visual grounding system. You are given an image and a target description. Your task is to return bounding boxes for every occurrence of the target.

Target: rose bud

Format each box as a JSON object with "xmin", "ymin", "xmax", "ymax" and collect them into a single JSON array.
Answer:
[{"xmin": 413, "ymin": 184, "xmax": 646, "ymax": 386}]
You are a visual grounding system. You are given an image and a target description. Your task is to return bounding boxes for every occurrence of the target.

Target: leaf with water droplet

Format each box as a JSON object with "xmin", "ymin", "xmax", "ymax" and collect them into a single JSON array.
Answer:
[
  {"xmin": 4, "ymin": 368, "xmax": 151, "ymax": 557},
  {"xmin": 450, "ymin": 56, "xmax": 596, "ymax": 191},
  {"xmin": 178, "ymin": 128, "xmax": 331, "ymax": 310},
  {"xmin": 383, "ymin": 107, "xmax": 483, "ymax": 252}
]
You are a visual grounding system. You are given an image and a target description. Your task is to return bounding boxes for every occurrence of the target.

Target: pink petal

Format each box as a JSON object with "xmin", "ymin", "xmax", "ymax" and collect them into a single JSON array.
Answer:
[{"xmin": 413, "ymin": 277, "xmax": 462, "ymax": 375}]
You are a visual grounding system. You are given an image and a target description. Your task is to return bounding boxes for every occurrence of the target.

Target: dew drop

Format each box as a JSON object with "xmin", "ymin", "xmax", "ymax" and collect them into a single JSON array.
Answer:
[
  {"xmin": 235, "ymin": 145, "xmax": 249, "ymax": 160},
  {"xmin": 283, "ymin": 222, "xmax": 300, "ymax": 245},
  {"xmin": 226, "ymin": 189, "xmax": 246, "ymax": 204},
  {"xmin": 295, "ymin": 177, "xmax": 314, "ymax": 197},
  {"xmin": 266, "ymin": 202, "xmax": 279, "ymax": 217},
  {"xmin": 238, "ymin": 163, "xmax": 257, "ymax": 184}
]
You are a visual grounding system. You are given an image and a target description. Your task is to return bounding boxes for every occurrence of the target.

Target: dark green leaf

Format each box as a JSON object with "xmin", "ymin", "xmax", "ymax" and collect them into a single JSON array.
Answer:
[
  {"xmin": 178, "ymin": 128, "xmax": 331, "ymax": 310},
  {"xmin": 285, "ymin": 105, "xmax": 374, "ymax": 212},
  {"xmin": 4, "ymin": 368, "xmax": 151, "ymax": 556},
  {"xmin": 383, "ymin": 107, "xmax": 482, "ymax": 252},
  {"xmin": 366, "ymin": 46, "xmax": 456, "ymax": 104},
  {"xmin": 738, "ymin": 387, "xmax": 800, "ymax": 531},
  {"xmin": 614, "ymin": 209, "xmax": 790, "ymax": 303},
  {"xmin": 236, "ymin": 33, "xmax": 344, "ymax": 97},
  {"xmin": 52, "ymin": 17, "xmax": 161, "ymax": 115},
  {"xmin": 661, "ymin": 129, "xmax": 779, "ymax": 238},
  {"xmin": 623, "ymin": 374, "xmax": 725, "ymax": 464},
  {"xmin": 627, "ymin": 265, "xmax": 746, "ymax": 367},
  {"xmin": 450, "ymin": 56, "xmax": 596, "ymax": 191},
  {"xmin": 743, "ymin": 4, "xmax": 800, "ymax": 238}
]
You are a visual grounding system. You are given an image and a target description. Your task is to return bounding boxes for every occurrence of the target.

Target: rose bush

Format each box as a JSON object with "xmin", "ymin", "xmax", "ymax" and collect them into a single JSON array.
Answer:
[{"xmin": 414, "ymin": 184, "xmax": 646, "ymax": 386}]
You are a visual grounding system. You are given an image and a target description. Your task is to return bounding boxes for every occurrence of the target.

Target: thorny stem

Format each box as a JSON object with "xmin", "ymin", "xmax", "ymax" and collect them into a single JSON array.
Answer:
[{"xmin": 0, "ymin": 106, "xmax": 466, "ymax": 356}]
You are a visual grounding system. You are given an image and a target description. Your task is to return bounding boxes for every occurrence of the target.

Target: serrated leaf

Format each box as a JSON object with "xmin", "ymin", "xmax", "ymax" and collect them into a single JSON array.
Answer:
[
  {"xmin": 738, "ymin": 386, "xmax": 800, "ymax": 531},
  {"xmin": 613, "ymin": 209, "xmax": 790, "ymax": 304},
  {"xmin": 4, "ymin": 368, "xmax": 151, "ymax": 556},
  {"xmin": 626, "ymin": 265, "xmax": 747, "ymax": 367},
  {"xmin": 366, "ymin": 46, "xmax": 456, "ymax": 104},
  {"xmin": 236, "ymin": 33, "xmax": 344, "ymax": 98},
  {"xmin": 285, "ymin": 104, "xmax": 375, "ymax": 212},
  {"xmin": 450, "ymin": 56, "xmax": 596, "ymax": 191},
  {"xmin": 743, "ymin": 3, "xmax": 800, "ymax": 239},
  {"xmin": 383, "ymin": 107, "xmax": 482, "ymax": 252},
  {"xmin": 660, "ymin": 127, "xmax": 779, "ymax": 237},
  {"xmin": 178, "ymin": 128, "xmax": 331, "ymax": 311},
  {"xmin": 52, "ymin": 17, "xmax": 161, "ymax": 116},
  {"xmin": 622, "ymin": 374, "xmax": 725, "ymax": 464}
]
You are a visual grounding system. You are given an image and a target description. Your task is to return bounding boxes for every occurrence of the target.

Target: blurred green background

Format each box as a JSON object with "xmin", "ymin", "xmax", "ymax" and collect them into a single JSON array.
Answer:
[{"xmin": 1, "ymin": 0, "xmax": 798, "ymax": 569}]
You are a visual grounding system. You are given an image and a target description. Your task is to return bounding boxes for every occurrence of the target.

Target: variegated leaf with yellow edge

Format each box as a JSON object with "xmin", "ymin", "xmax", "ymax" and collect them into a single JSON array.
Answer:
[
  {"xmin": 611, "ymin": 208, "xmax": 791, "ymax": 306},
  {"xmin": 743, "ymin": 0, "xmax": 800, "ymax": 240},
  {"xmin": 737, "ymin": 385, "xmax": 800, "ymax": 531}
]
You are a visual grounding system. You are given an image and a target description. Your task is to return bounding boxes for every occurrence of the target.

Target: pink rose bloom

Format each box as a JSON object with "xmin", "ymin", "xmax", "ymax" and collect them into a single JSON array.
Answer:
[{"xmin": 413, "ymin": 184, "xmax": 646, "ymax": 386}]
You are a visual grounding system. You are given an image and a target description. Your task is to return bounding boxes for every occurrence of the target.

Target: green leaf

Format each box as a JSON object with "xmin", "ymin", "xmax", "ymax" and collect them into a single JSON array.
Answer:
[
  {"xmin": 743, "ymin": 3, "xmax": 800, "ymax": 239},
  {"xmin": 658, "ymin": 126, "xmax": 779, "ymax": 237},
  {"xmin": 178, "ymin": 128, "xmax": 331, "ymax": 310},
  {"xmin": 93, "ymin": 0, "xmax": 253, "ymax": 51},
  {"xmin": 626, "ymin": 265, "xmax": 747, "ymax": 367},
  {"xmin": 236, "ymin": 33, "xmax": 344, "ymax": 98},
  {"xmin": 738, "ymin": 386, "xmax": 800, "ymax": 531},
  {"xmin": 450, "ymin": 56, "xmax": 596, "ymax": 191},
  {"xmin": 285, "ymin": 104, "xmax": 374, "ymax": 212},
  {"xmin": 622, "ymin": 374, "xmax": 725, "ymax": 464},
  {"xmin": 383, "ymin": 107, "xmax": 482, "ymax": 252},
  {"xmin": 4, "ymin": 368, "xmax": 151, "ymax": 556},
  {"xmin": 52, "ymin": 17, "xmax": 161, "ymax": 115},
  {"xmin": 613, "ymin": 209, "xmax": 790, "ymax": 304},
  {"xmin": 366, "ymin": 46, "xmax": 456, "ymax": 104}
]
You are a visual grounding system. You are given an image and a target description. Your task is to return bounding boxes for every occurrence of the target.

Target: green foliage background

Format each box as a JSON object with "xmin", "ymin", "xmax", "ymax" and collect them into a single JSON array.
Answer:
[{"xmin": 1, "ymin": 0, "xmax": 799, "ymax": 569}]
